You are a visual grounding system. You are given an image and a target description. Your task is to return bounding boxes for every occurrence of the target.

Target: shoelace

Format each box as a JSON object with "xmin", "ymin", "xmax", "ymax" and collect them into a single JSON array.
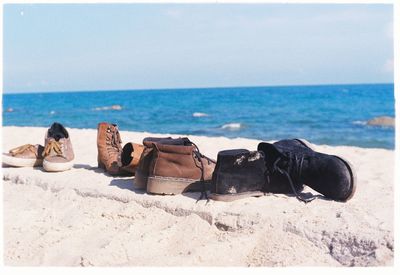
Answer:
[
  {"xmin": 42, "ymin": 140, "xmax": 63, "ymax": 158},
  {"xmin": 9, "ymin": 144, "xmax": 37, "ymax": 156},
  {"xmin": 190, "ymin": 142, "xmax": 216, "ymax": 203},
  {"xmin": 268, "ymin": 153, "xmax": 315, "ymax": 203},
  {"xmin": 106, "ymin": 127, "xmax": 122, "ymax": 156}
]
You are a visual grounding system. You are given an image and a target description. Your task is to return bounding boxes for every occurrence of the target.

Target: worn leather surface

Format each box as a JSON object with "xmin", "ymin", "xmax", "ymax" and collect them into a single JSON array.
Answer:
[
  {"xmin": 135, "ymin": 146, "xmax": 154, "ymax": 178},
  {"xmin": 97, "ymin": 122, "xmax": 122, "ymax": 173},
  {"xmin": 136, "ymin": 137, "xmax": 178, "ymax": 179},
  {"xmin": 211, "ymin": 149, "xmax": 266, "ymax": 194},
  {"xmin": 140, "ymin": 138, "xmax": 215, "ymax": 181}
]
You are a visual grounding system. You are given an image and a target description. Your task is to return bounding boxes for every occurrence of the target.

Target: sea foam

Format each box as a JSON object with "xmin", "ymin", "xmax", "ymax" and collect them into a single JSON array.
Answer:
[
  {"xmin": 192, "ymin": 112, "xmax": 209, "ymax": 117},
  {"xmin": 352, "ymin": 120, "xmax": 367, "ymax": 126},
  {"xmin": 221, "ymin": 123, "xmax": 243, "ymax": 130}
]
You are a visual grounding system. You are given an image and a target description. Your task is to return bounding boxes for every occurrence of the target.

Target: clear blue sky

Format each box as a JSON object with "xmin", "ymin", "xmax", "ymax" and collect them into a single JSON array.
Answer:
[{"xmin": 3, "ymin": 4, "xmax": 394, "ymax": 93}]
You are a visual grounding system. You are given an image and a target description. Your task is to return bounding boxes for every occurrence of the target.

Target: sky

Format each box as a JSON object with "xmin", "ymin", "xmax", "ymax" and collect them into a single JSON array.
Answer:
[{"xmin": 3, "ymin": 4, "xmax": 394, "ymax": 93}]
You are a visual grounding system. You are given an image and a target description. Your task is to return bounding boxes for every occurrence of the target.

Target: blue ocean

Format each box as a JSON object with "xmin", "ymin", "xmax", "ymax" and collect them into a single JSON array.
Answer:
[{"xmin": 2, "ymin": 83, "xmax": 395, "ymax": 149}]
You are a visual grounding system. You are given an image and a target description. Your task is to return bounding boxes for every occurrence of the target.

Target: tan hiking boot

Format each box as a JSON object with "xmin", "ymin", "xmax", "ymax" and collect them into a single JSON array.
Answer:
[
  {"xmin": 97, "ymin": 122, "xmax": 123, "ymax": 175},
  {"xmin": 145, "ymin": 137, "xmax": 216, "ymax": 195},
  {"xmin": 42, "ymin": 122, "xmax": 74, "ymax": 172},
  {"xmin": 2, "ymin": 144, "xmax": 44, "ymax": 167},
  {"xmin": 121, "ymin": 142, "xmax": 145, "ymax": 174}
]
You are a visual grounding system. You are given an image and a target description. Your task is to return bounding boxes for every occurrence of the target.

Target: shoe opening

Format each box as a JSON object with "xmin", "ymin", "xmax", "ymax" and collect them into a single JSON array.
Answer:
[
  {"xmin": 48, "ymin": 122, "xmax": 69, "ymax": 141},
  {"xmin": 257, "ymin": 142, "xmax": 282, "ymax": 167},
  {"xmin": 121, "ymin": 143, "xmax": 133, "ymax": 166},
  {"xmin": 143, "ymin": 137, "xmax": 192, "ymax": 146}
]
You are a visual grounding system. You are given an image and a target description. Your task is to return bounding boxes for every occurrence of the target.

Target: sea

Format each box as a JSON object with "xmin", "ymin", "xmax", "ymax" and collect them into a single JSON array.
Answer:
[{"xmin": 2, "ymin": 83, "xmax": 395, "ymax": 149}]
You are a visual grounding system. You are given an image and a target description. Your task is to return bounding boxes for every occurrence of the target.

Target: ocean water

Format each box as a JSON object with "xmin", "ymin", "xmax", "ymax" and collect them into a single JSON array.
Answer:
[{"xmin": 2, "ymin": 84, "xmax": 395, "ymax": 149}]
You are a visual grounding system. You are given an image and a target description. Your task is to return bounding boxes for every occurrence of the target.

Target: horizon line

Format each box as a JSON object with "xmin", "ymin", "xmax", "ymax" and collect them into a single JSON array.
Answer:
[{"xmin": 2, "ymin": 82, "xmax": 394, "ymax": 95}]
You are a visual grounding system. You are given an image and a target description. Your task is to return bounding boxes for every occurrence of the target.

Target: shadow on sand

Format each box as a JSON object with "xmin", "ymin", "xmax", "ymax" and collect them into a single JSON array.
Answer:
[
  {"xmin": 109, "ymin": 178, "xmax": 146, "ymax": 195},
  {"xmin": 283, "ymin": 191, "xmax": 329, "ymax": 202}
]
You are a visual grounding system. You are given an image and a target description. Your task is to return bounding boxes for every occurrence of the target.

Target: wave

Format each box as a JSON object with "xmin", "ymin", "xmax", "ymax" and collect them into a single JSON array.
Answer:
[
  {"xmin": 352, "ymin": 120, "xmax": 367, "ymax": 126},
  {"xmin": 92, "ymin": 105, "xmax": 122, "ymax": 111},
  {"xmin": 192, "ymin": 112, "xmax": 209, "ymax": 117},
  {"xmin": 220, "ymin": 123, "xmax": 243, "ymax": 130}
]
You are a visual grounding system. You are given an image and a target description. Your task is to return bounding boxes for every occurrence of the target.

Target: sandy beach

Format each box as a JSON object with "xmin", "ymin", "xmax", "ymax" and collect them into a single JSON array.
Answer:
[{"xmin": 2, "ymin": 126, "xmax": 394, "ymax": 266}]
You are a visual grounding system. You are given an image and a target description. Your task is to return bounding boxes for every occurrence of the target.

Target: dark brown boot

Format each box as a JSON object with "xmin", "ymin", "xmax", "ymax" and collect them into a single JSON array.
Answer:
[
  {"xmin": 134, "ymin": 137, "xmax": 178, "ymax": 189},
  {"xmin": 97, "ymin": 122, "xmax": 123, "ymax": 175},
  {"xmin": 146, "ymin": 138, "xmax": 216, "ymax": 195}
]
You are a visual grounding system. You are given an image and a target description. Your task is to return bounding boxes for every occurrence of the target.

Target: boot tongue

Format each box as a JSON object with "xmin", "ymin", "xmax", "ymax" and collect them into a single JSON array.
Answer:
[{"xmin": 52, "ymin": 133, "xmax": 65, "ymax": 141}]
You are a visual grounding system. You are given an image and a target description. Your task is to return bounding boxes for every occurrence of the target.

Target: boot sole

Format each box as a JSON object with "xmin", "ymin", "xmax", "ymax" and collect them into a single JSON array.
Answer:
[
  {"xmin": 295, "ymin": 138, "xmax": 357, "ymax": 202},
  {"xmin": 209, "ymin": 191, "xmax": 265, "ymax": 202},
  {"xmin": 2, "ymin": 154, "xmax": 43, "ymax": 167},
  {"xmin": 147, "ymin": 175, "xmax": 204, "ymax": 195},
  {"xmin": 43, "ymin": 159, "xmax": 73, "ymax": 172}
]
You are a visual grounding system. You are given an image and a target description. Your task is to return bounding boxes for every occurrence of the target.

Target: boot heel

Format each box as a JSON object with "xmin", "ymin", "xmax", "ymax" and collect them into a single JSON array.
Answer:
[
  {"xmin": 98, "ymin": 161, "xmax": 106, "ymax": 169},
  {"xmin": 134, "ymin": 169, "xmax": 148, "ymax": 189}
]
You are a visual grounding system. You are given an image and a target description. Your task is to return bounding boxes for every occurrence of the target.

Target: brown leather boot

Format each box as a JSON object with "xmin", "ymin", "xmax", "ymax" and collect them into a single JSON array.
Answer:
[
  {"xmin": 145, "ymin": 138, "xmax": 216, "ymax": 195},
  {"xmin": 121, "ymin": 142, "xmax": 145, "ymax": 175},
  {"xmin": 134, "ymin": 137, "xmax": 176, "ymax": 189},
  {"xmin": 97, "ymin": 122, "xmax": 123, "ymax": 175}
]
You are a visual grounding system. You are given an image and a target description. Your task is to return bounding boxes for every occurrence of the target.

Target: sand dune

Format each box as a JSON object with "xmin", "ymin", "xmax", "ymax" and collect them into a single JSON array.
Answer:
[{"xmin": 2, "ymin": 126, "xmax": 394, "ymax": 266}]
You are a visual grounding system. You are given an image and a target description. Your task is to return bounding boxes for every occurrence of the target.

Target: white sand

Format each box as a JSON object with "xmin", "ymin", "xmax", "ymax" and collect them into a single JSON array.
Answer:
[{"xmin": 2, "ymin": 126, "xmax": 394, "ymax": 266}]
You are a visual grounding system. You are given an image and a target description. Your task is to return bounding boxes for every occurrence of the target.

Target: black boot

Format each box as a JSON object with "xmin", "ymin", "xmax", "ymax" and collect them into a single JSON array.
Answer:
[
  {"xmin": 257, "ymin": 139, "xmax": 356, "ymax": 202},
  {"xmin": 209, "ymin": 149, "xmax": 266, "ymax": 202}
]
